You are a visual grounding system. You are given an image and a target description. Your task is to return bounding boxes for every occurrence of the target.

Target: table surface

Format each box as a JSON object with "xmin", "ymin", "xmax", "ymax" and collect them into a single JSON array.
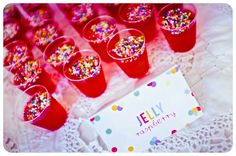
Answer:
[{"xmin": 3, "ymin": 4, "xmax": 233, "ymax": 152}]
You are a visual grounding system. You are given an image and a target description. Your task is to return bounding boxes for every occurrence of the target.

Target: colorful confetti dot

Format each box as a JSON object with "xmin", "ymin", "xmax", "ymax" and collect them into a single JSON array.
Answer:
[
  {"xmin": 128, "ymin": 146, "xmax": 134, "ymax": 152},
  {"xmin": 94, "ymin": 115, "xmax": 100, "ymax": 121},
  {"xmin": 112, "ymin": 105, "xmax": 118, "ymax": 111},
  {"xmin": 150, "ymin": 137, "xmax": 161, "ymax": 145},
  {"xmin": 117, "ymin": 106, "xmax": 123, "ymax": 111},
  {"xmin": 171, "ymin": 130, "xmax": 177, "ymax": 134},
  {"xmin": 134, "ymin": 90, "xmax": 140, "ymax": 96},
  {"xmin": 111, "ymin": 147, "xmax": 117, "ymax": 152},
  {"xmin": 161, "ymin": 8, "xmax": 193, "ymax": 34},
  {"xmin": 188, "ymin": 106, "xmax": 202, "ymax": 116},
  {"xmin": 106, "ymin": 128, "xmax": 112, "ymax": 134},
  {"xmin": 147, "ymin": 81, "xmax": 156, "ymax": 87}
]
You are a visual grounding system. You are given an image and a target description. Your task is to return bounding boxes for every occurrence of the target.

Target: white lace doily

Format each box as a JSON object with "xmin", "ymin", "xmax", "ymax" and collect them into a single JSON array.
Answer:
[{"xmin": 3, "ymin": 4, "xmax": 232, "ymax": 152}]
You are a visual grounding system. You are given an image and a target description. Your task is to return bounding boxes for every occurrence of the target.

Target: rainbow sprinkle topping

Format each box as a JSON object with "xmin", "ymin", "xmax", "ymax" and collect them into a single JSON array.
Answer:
[
  {"xmin": 125, "ymin": 4, "xmax": 153, "ymax": 22},
  {"xmin": 4, "ymin": 44, "xmax": 27, "ymax": 67},
  {"xmin": 28, "ymin": 8, "xmax": 51, "ymax": 27},
  {"xmin": 4, "ymin": 4, "xmax": 16, "ymax": 20},
  {"xmin": 70, "ymin": 4, "xmax": 94, "ymax": 24},
  {"xmin": 112, "ymin": 35, "xmax": 144, "ymax": 62},
  {"xmin": 14, "ymin": 60, "xmax": 42, "ymax": 89},
  {"xmin": 24, "ymin": 91, "xmax": 50, "ymax": 121},
  {"xmin": 4, "ymin": 22, "xmax": 20, "ymax": 42},
  {"xmin": 90, "ymin": 21, "xmax": 116, "ymax": 42},
  {"xmin": 47, "ymin": 44, "xmax": 75, "ymax": 67},
  {"xmin": 161, "ymin": 8, "xmax": 193, "ymax": 34},
  {"xmin": 33, "ymin": 23, "xmax": 60, "ymax": 48},
  {"xmin": 68, "ymin": 55, "xmax": 100, "ymax": 80}
]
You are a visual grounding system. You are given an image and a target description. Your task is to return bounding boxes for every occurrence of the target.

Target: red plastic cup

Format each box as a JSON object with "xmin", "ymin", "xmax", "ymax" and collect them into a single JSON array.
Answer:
[
  {"xmin": 103, "ymin": 4, "xmax": 121, "ymax": 20},
  {"xmin": 32, "ymin": 20, "xmax": 62, "ymax": 52},
  {"xmin": 43, "ymin": 36, "xmax": 77, "ymax": 74},
  {"xmin": 66, "ymin": 4, "xmax": 97, "ymax": 33},
  {"xmin": 63, "ymin": 50, "xmax": 107, "ymax": 98},
  {"xmin": 15, "ymin": 85, "xmax": 67, "ymax": 131},
  {"xmin": 4, "ymin": 40, "xmax": 31, "ymax": 73},
  {"xmin": 11, "ymin": 56, "xmax": 57, "ymax": 94},
  {"xmin": 107, "ymin": 28, "xmax": 149, "ymax": 78},
  {"xmin": 82, "ymin": 15, "xmax": 118, "ymax": 62},
  {"xmin": 118, "ymin": 4, "xmax": 157, "ymax": 42},
  {"xmin": 3, "ymin": 20, "xmax": 22, "ymax": 45},
  {"xmin": 158, "ymin": 4, "xmax": 196, "ymax": 52},
  {"xmin": 155, "ymin": 3, "xmax": 169, "ymax": 12}
]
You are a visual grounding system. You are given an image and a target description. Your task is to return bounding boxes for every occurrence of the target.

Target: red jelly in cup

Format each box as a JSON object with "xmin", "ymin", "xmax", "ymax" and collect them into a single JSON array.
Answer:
[
  {"xmin": 44, "ymin": 36, "xmax": 77, "ymax": 74},
  {"xmin": 107, "ymin": 28, "xmax": 149, "ymax": 78},
  {"xmin": 33, "ymin": 21, "xmax": 62, "ymax": 52},
  {"xmin": 158, "ymin": 4, "xmax": 196, "ymax": 52},
  {"xmin": 82, "ymin": 15, "xmax": 117, "ymax": 62},
  {"xmin": 4, "ymin": 40, "xmax": 30, "ymax": 73},
  {"xmin": 66, "ymin": 4, "xmax": 97, "ymax": 33},
  {"xmin": 63, "ymin": 50, "xmax": 107, "ymax": 98},
  {"xmin": 16, "ymin": 85, "xmax": 67, "ymax": 131},
  {"xmin": 4, "ymin": 20, "xmax": 22, "ymax": 45},
  {"xmin": 119, "ymin": 4, "xmax": 157, "ymax": 42},
  {"xmin": 11, "ymin": 56, "xmax": 57, "ymax": 94}
]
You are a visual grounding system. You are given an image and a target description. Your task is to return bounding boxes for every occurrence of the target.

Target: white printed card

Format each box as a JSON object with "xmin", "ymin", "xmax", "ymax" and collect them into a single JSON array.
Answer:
[{"xmin": 89, "ymin": 66, "xmax": 203, "ymax": 152}]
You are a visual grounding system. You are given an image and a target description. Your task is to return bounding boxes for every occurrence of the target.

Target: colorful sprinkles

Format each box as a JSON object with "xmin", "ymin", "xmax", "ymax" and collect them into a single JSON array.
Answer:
[
  {"xmin": 28, "ymin": 8, "xmax": 51, "ymax": 27},
  {"xmin": 4, "ymin": 44, "xmax": 27, "ymax": 67},
  {"xmin": 24, "ymin": 90, "xmax": 50, "ymax": 121},
  {"xmin": 4, "ymin": 4, "xmax": 16, "ymax": 20},
  {"xmin": 47, "ymin": 44, "xmax": 74, "ymax": 67},
  {"xmin": 111, "ymin": 35, "xmax": 144, "ymax": 63},
  {"xmin": 161, "ymin": 8, "xmax": 193, "ymax": 34},
  {"xmin": 70, "ymin": 4, "xmax": 94, "ymax": 24},
  {"xmin": 14, "ymin": 59, "xmax": 42, "ymax": 89},
  {"xmin": 4, "ymin": 22, "xmax": 20, "ymax": 42},
  {"xmin": 125, "ymin": 4, "xmax": 153, "ymax": 22},
  {"xmin": 68, "ymin": 55, "xmax": 100, "ymax": 80},
  {"xmin": 90, "ymin": 21, "xmax": 116, "ymax": 42},
  {"xmin": 33, "ymin": 23, "xmax": 60, "ymax": 48}
]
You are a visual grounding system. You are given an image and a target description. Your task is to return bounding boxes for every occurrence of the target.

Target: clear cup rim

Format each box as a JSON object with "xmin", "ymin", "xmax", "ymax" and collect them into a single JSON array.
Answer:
[
  {"xmin": 81, "ymin": 15, "xmax": 118, "ymax": 43},
  {"xmin": 118, "ymin": 4, "xmax": 155, "ymax": 24},
  {"xmin": 158, "ymin": 3, "xmax": 197, "ymax": 32},
  {"xmin": 43, "ymin": 35, "xmax": 76, "ymax": 64},
  {"xmin": 63, "ymin": 49, "xmax": 102, "ymax": 82},
  {"xmin": 106, "ymin": 28, "xmax": 146, "ymax": 61},
  {"xmin": 16, "ymin": 84, "xmax": 51, "ymax": 124},
  {"xmin": 4, "ymin": 40, "xmax": 28, "ymax": 69}
]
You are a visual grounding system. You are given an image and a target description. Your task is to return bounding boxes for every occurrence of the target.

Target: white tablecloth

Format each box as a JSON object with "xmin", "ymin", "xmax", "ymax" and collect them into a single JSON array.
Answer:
[{"xmin": 3, "ymin": 4, "xmax": 232, "ymax": 152}]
